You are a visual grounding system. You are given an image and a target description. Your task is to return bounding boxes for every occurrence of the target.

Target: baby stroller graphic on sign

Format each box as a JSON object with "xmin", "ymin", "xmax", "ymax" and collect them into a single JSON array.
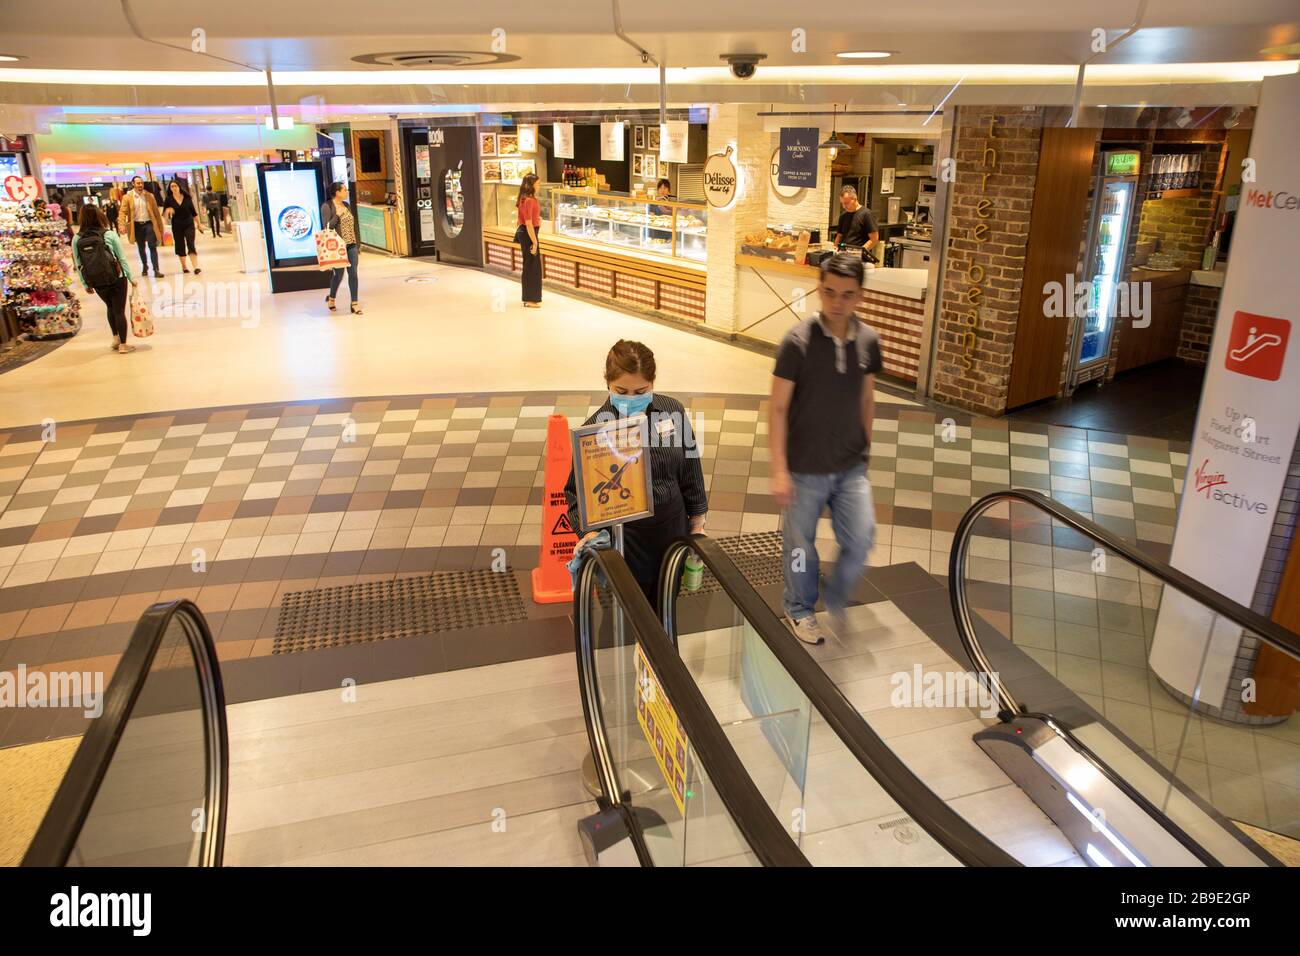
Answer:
[{"xmin": 593, "ymin": 454, "xmax": 641, "ymax": 505}]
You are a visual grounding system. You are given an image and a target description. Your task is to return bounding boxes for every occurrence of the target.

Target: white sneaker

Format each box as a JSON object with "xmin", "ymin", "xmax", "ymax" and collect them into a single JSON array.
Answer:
[{"xmin": 789, "ymin": 615, "xmax": 827, "ymax": 646}]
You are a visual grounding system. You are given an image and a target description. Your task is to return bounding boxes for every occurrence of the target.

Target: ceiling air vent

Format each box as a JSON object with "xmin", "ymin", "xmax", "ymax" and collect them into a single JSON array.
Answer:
[{"xmin": 352, "ymin": 50, "xmax": 521, "ymax": 68}]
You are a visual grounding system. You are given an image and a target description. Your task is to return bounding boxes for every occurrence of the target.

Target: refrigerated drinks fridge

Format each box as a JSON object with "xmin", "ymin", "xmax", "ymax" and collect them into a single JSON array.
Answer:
[{"xmin": 1068, "ymin": 150, "xmax": 1140, "ymax": 391}]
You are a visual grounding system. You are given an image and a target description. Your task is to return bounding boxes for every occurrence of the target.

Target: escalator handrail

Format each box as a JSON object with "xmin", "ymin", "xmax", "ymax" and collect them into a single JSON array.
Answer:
[
  {"xmin": 949, "ymin": 488, "xmax": 1300, "ymax": 718},
  {"xmin": 661, "ymin": 535, "xmax": 1021, "ymax": 868},
  {"xmin": 22, "ymin": 599, "xmax": 228, "ymax": 867},
  {"xmin": 575, "ymin": 548, "xmax": 810, "ymax": 867}
]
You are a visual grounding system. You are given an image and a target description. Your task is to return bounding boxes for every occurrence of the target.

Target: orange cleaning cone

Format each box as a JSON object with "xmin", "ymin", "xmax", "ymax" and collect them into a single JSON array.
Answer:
[{"xmin": 532, "ymin": 413, "xmax": 578, "ymax": 603}]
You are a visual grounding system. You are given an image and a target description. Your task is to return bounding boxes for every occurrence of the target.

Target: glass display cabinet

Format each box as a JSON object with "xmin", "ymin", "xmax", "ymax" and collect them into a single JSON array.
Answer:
[{"xmin": 552, "ymin": 189, "xmax": 707, "ymax": 262}]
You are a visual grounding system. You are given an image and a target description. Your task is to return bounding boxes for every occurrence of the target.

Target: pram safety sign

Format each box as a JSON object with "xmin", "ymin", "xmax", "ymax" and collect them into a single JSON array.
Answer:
[{"xmin": 571, "ymin": 415, "xmax": 655, "ymax": 531}]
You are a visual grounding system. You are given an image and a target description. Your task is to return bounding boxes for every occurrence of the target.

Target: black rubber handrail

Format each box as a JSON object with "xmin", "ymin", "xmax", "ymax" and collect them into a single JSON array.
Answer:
[
  {"xmin": 574, "ymin": 547, "xmax": 809, "ymax": 867},
  {"xmin": 659, "ymin": 535, "xmax": 1020, "ymax": 867},
  {"xmin": 948, "ymin": 489, "xmax": 1300, "ymax": 718},
  {"xmin": 23, "ymin": 600, "xmax": 228, "ymax": 867}
]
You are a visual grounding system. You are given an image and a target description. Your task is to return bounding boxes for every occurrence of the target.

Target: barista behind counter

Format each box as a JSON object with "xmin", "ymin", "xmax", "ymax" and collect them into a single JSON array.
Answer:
[
  {"xmin": 648, "ymin": 178, "xmax": 673, "ymax": 242},
  {"xmin": 833, "ymin": 185, "xmax": 879, "ymax": 254}
]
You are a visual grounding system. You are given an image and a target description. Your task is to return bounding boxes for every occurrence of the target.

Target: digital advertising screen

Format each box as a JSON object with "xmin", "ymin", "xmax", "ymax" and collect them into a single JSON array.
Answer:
[{"xmin": 257, "ymin": 163, "xmax": 323, "ymax": 267}]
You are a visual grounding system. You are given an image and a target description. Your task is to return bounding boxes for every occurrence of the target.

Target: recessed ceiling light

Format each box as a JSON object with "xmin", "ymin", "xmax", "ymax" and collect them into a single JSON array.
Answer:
[
  {"xmin": 836, "ymin": 51, "xmax": 894, "ymax": 59},
  {"xmin": 0, "ymin": 54, "xmax": 23, "ymax": 61}
]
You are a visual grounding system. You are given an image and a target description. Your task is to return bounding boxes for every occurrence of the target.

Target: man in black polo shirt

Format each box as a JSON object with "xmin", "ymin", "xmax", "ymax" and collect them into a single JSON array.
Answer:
[
  {"xmin": 769, "ymin": 253, "xmax": 883, "ymax": 644},
  {"xmin": 833, "ymin": 185, "xmax": 879, "ymax": 252}
]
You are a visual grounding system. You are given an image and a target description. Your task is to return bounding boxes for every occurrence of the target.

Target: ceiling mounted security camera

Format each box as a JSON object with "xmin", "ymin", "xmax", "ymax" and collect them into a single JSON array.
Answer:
[{"xmin": 721, "ymin": 53, "xmax": 767, "ymax": 79}]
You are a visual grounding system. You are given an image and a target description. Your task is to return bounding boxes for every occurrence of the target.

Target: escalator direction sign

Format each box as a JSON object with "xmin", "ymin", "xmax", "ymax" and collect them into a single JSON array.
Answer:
[{"xmin": 635, "ymin": 644, "xmax": 690, "ymax": 817}]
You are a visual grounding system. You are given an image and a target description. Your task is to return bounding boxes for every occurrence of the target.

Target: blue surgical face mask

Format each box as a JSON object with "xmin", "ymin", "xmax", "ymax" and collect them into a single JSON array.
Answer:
[{"xmin": 610, "ymin": 391, "xmax": 653, "ymax": 416}]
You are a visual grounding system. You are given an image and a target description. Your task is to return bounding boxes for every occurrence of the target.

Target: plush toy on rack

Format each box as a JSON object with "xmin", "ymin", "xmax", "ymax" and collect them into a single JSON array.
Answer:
[{"xmin": 0, "ymin": 199, "xmax": 83, "ymax": 341}]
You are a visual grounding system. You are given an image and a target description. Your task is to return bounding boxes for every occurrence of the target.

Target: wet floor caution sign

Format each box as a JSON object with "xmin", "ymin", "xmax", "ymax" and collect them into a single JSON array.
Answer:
[{"xmin": 531, "ymin": 415, "xmax": 578, "ymax": 603}]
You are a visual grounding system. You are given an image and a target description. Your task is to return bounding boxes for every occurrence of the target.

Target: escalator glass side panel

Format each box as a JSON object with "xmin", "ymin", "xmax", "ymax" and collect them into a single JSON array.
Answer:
[
  {"xmin": 23, "ymin": 600, "xmax": 228, "ymax": 867},
  {"xmin": 951, "ymin": 492, "xmax": 1292, "ymax": 865},
  {"xmin": 663, "ymin": 540, "xmax": 979, "ymax": 867},
  {"xmin": 577, "ymin": 551, "xmax": 807, "ymax": 867}
]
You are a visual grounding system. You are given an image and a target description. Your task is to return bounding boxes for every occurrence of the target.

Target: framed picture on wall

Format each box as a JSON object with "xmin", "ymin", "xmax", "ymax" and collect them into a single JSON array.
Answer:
[
  {"xmin": 479, "ymin": 133, "xmax": 497, "ymax": 157},
  {"xmin": 644, "ymin": 154, "xmax": 657, "ymax": 180},
  {"xmin": 482, "ymin": 160, "xmax": 502, "ymax": 183},
  {"xmin": 516, "ymin": 158, "xmax": 535, "ymax": 181},
  {"xmin": 634, "ymin": 126, "xmax": 645, "ymax": 149},
  {"xmin": 632, "ymin": 154, "xmax": 644, "ymax": 178},
  {"xmin": 498, "ymin": 134, "xmax": 519, "ymax": 156},
  {"xmin": 500, "ymin": 159, "xmax": 519, "ymax": 184},
  {"xmin": 647, "ymin": 125, "xmax": 660, "ymax": 151}
]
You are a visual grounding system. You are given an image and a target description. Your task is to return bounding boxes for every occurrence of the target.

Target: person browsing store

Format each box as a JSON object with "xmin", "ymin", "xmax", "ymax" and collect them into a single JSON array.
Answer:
[
  {"xmin": 564, "ymin": 340, "xmax": 708, "ymax": 605},
  {"xmin": 833, "ymin": 185, "xmax": 879, "ymax": 253}
]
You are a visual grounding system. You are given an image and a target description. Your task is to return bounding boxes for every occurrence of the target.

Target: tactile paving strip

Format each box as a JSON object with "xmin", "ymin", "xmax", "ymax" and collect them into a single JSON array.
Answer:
[
  {"xmin": 697, "ymin": 531, "xmax": 785, "ymax": 594},
  {"xmin": 274, "ymin": 569, "xmax": 528, "ymax": 654}
]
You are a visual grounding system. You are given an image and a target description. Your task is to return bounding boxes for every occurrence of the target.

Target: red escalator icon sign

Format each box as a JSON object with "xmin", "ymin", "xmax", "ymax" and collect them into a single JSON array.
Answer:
[{"xmin": 1225, "ymin": 311, "xmax": 1289, "ymax": 382}]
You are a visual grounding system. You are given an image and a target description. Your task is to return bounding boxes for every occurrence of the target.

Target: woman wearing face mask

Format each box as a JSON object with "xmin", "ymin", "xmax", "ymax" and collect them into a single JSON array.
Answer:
[{"xmin": 564, "ymin": 340, "xmax": 708, "ymax": 604}]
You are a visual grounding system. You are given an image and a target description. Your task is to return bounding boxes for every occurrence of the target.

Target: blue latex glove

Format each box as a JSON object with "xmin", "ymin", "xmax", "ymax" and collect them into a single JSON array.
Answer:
[{"xmin": 567, "ymin": 529, "xmax": 611, "ymax": 588}]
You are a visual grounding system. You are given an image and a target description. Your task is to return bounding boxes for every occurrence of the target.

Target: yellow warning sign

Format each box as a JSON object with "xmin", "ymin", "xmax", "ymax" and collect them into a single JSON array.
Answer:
[
  {"xmin": 572, "ymin": 415, "xmax": 654, "ymax": 531},
  {"xmin": 635, "ymin": 643, "xmax": 690, "ymax": 816}
]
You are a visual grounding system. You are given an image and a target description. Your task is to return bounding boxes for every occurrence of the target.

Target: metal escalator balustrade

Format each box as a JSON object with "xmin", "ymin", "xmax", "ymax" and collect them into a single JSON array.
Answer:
[
  {"xmin": 949, "ymin": 489, "xmax": 1294, "ymax": 867},
  {"xmin": 23, "ymin": 599, "xmax": 228, "ymax": 868}
]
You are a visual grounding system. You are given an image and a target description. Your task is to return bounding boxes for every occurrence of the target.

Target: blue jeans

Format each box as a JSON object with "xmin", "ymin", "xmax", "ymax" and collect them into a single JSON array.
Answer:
[
  {"xmin": 782, "ymin": 463, "xmax": 876, "ymax": 622},
  {"xmin": 329, "ymin": 243, "xmax": 359, "ymax": 302}
]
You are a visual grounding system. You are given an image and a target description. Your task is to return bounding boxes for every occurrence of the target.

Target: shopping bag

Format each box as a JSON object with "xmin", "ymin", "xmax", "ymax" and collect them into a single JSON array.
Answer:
[
  {"xmin": 129, "ymin": 287, "xmax": 155, "ymax": 338},
  {"xmin": 315, "ymin": 229, "xmax": 348, "ymax": 270}
]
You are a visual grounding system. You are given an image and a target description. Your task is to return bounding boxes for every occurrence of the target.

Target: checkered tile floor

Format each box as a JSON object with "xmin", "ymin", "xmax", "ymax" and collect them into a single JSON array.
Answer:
[{"xmin": 0, "ymin": 389, "xmax": 1190, "ymax": 750}]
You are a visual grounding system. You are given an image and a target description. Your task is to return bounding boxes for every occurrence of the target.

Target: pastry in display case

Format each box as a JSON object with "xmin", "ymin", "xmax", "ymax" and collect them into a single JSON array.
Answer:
[{"xmin": 552, "ymin": 189, "xmax": 707, "ymax": 263}]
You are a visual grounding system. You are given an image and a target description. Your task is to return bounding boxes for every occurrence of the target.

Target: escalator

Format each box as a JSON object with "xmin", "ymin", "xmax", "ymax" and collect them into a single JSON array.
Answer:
[
  {"xmin": 22, "ymin": 600, "xmax": 228, "ymax": 867},
  {"xmin": 574, "ymin": 539, "xmax": 1016, "ymax": 865},
  {"xmin": 605, "ymin": 490, "xmax": 1297, "ymax": 866}
]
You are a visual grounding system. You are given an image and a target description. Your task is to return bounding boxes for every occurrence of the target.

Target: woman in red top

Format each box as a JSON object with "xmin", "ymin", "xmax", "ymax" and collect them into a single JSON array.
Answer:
[{"xmin": 516, "ymin": 173, "xmax": 542, "ymax": 308}]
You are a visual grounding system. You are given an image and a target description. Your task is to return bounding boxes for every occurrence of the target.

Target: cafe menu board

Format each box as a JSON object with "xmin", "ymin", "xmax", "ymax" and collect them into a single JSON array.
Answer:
[
  {"xmin": 600, "ymin": 121, "xmax": 625, "ymax": 162},
  {"xmin": 571, "ymin": 415, "xmax": 653, "ymax": 531},
  {"xmin": 553, "ymin": 122, "xmax": 574, "ymax": 159}
]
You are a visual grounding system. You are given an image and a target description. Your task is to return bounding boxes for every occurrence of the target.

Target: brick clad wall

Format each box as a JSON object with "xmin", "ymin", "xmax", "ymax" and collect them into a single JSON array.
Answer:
[
  {"xmin": 933, "ymin": 106, "xmax": 1045, "ymax": 416},
  {"xmin": 1178, "ymin": 284, "xmax": 1222, "ymax": 364}
]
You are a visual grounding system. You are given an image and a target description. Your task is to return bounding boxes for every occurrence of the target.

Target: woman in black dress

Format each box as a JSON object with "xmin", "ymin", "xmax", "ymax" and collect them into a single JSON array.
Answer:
[
  {"xmin": 162, "ymin": 180, "xmax": 202, "ymax": 275},
  {"xmin": 564, "ymin": 340, "xmax": 708, "ymax": 604}
]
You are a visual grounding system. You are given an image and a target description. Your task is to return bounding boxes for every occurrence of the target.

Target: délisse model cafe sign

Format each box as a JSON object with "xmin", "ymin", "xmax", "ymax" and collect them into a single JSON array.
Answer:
[{"xmin": 703, "ymin": 146, "xmax": 738, "ymax": 208}]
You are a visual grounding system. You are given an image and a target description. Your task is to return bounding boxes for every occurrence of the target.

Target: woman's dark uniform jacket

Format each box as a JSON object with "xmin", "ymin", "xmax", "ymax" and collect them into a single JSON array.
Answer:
[{"xmin": 563, "ymin": 394, "xmax": 707, "ymax": 594}]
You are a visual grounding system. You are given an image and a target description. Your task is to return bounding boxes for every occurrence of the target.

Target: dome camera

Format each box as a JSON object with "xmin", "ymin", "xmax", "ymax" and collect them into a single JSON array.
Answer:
[{"xmin": 721, "ymin": 53, "xmax": 766, "ymax": 79}]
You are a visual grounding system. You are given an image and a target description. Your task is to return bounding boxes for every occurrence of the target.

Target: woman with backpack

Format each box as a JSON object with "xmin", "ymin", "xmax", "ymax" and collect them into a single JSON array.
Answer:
[{"xmin": 73, "ymin": 204, "xmax": 138, "ymax": 354}]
